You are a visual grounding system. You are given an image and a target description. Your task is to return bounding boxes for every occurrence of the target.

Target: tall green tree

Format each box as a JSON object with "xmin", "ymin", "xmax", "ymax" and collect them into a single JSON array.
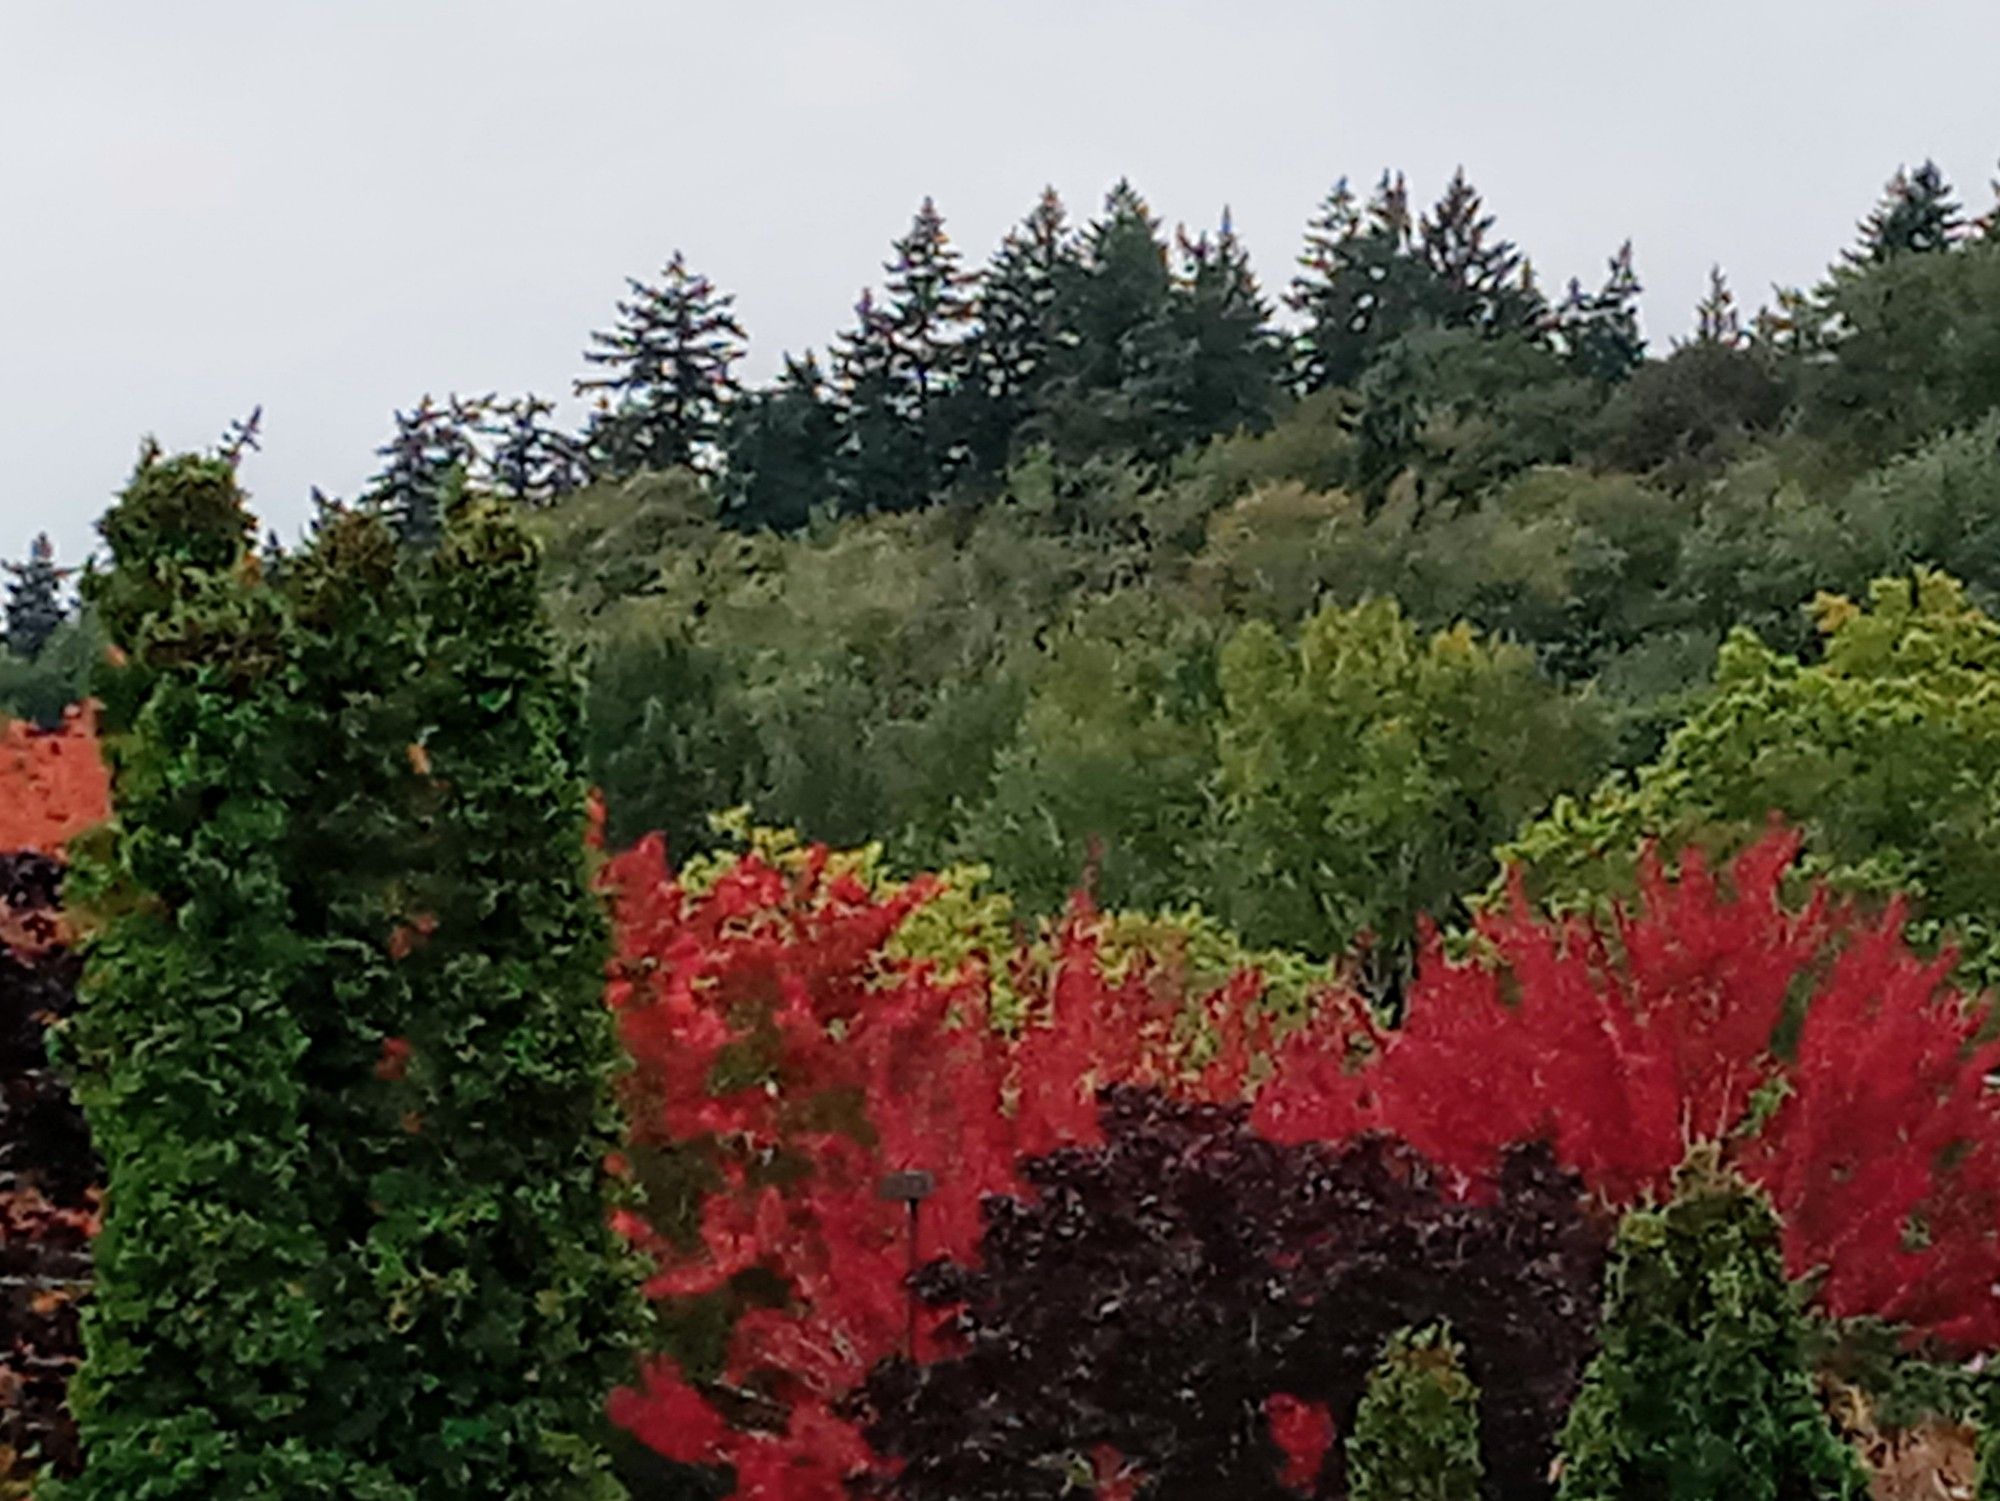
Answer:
[
  {"xmin": 1690, "ymin": 264, "xmax": 1747, "ymax": 348},
  {"xmin": 720, "ymin": 352, "xmax": 841, "ymax": 530},
  {"xmin": 4, "ymin": 532, "xmax": 71, "ymax": 661},
  {"xmin": 1848, "ymin": 159, "xmax": 1964, "ymax": 265},
  {"xmin": 1554, "ymin": 1151, "xmax": 1866, "ymax": 1501},
  {"xmin": 957, "ymin": 185, "xmax": 1084, "ymax": 475},
  {"xmin": 576, "ymin": 251, "xmax": 747, "ymax": 477},
  {"xmin": 831, "ymin": 288, "xmax": 929, "ymax": 513},
  {"xmin": 483, "ymin": 394, "xmax": 589, "ymax": 506},
  {"xmin": 1170, "ymin": 209, "xmax": 1286, "ymax": 441},
  {"xmin": 58, "ymin": 450, "xmax": 383, "ymax": 1500},
  {"xmin": 1416, "ymin": 167, "xmax": 1544, "ymax": 337},
  {"xmin": 1554, "ymin": 240, "xmax": 1645, "ymax": 382},
  {"xmin": 1288, "ymin": 171, "xmax": 1428, "ymax": 391},
  {"xmin": 368, "ymin": 394, "xmax": 483, "ymax": 549}
]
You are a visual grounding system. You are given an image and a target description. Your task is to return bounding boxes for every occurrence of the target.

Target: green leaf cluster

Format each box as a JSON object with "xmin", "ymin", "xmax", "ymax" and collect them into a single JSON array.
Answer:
[
  {"xmin": 1554, "ymin": 1150, "xmax": 1867, "ymax": 1501},
  {"xmin": 1346, "ymin": 1323, "xmax": 1484, "ymax": 1501}
]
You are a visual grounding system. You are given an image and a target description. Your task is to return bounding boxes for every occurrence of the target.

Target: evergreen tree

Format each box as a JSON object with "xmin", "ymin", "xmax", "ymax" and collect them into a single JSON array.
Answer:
[
  {"xmin": 1849, "ymin": 160, "xmax": 1964, "ymax": 265},
  {"xmin": 576, "ymin": 251, "xmax": 747, "ymax": 476},
  {"xmin": 720, "ymin": 352, "xmax": 841, "ymax": 530},
  {"xmin": 1554, "ymin": 1150, "xmax": 1867, "ymax": 1501},
  {"xmin": 1035, "ymin": 178, "xmax": 1185, "ymax": 459},
  {"xmin": 58, "ymin": 451, "xmax": 386, "ymax": 1499},
  {"xmin": 882, "ymin": 196, "xmax": 978, "ymax": 425},
  {"xmin": 1169, "ymin": 209, "xmax": 1285, "ymax": 440},
  {"xmin": 1346, "ymin": 1324, "xmax": 1484, "ymax": 1501},
  {"xmin": 1555, "ymin": 240, "xmax": 1645, "ymax": 381},
  {"xmin": 4, "ymin": 534, "xmax": 71, "ymax": 662},
  {"xmin": 1417, "ymin": 167, "xmax": 1545, "ymax": 336},
  {"xmin": 1691, "ymin": 264, "xmax": 1747, "ymax": 348},
  {"xmin": 958, "ymin": 185, "xmax": 1084, "ymax": 475},
  {"xmin": 367, "ymin": 394, "xmax": 483, "ymax": 548},
  {"xmin": 831, "ymin": 288, "xmax": 929, "ymax": 513},
  {"xmin": 484, "ymin": 393, "xmax": 589, "ymax": 506},
  {"xmin": 1288, "ymin": 171, "xmax": 1429, "ymax": 390}
]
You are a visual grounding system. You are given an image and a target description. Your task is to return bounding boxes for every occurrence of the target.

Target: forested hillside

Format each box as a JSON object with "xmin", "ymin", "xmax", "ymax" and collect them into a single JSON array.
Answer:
[{"xmin": 13, "ymin": 158, "xmax": 2000, "ymax": 1001}]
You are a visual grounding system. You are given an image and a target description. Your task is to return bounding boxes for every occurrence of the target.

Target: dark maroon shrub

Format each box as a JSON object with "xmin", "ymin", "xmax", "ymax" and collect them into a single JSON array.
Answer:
[{"xmin": 853, "ymin": 1086, "xmax": 1609, "ymax": 1501}]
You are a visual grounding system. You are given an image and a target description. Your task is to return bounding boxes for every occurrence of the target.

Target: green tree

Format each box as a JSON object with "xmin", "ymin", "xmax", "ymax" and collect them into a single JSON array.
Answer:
[
  {"xmin": 1501, "ymin": 570, "xmax": 2000, "ymax": 988},
  {"xmin": 720, "ymin": 352, "xmax": 840, "ymax": 531},
  {"xmin": 355, "ymin": 495, "xmax": 641, "ymax": 1498},
  {"xmin": 1288, "ymin": 171, "xmax": 1430, "ymax": 391},
  {"xmin": 1212, "ymin": 596, "xmax": 1608, "ymax": 999},
  {"xmin": 368, "ymin": 395, "xmax": 484, "ymax": 549},
  {"xmin": 577, "ymin": 251, "xmax": 747, "ymax": 477},
  {"xmin": 483, "ymin": 394, "xmax": 589, "ymax": 507},
  {"xmin": 831, "ymin": 288, "xmax": 930, "ymax": 513},
  {"xmin": 1346, "ymin": 1324, "xmax": 1484, "ymax": 1501},
  {"xmin": 1554, "ymin": 1151, "xmax": 1866, "ymax": 1501},
  {"xmin": 57, "ymin": 451, "xmax": 381, "ymax": 1500},
  {"xmin": 1690, "ymin": 263, "xmax": 1747, "ymax": 347},
  {"xmin": 1553, "ymin": 240, "xmax": 1645, "ymax": 382},
  {"xmin": 957, "ymin": 185, "xmax": 1084, "ymax": 476},
  {"xmin": 1169, "ymin": 210, "xmax": 1285, "ymax": 442},
  {"xmin": 1848, "ymin": 159, "xmax": 1964, "ymax": 265},
  {"xmin": 4, "ymin": 533, "xmax": 71, "ymax": 661},
  {"xmin": 1415, "ymin": 167, "xmax": 1545, "ymax": 337}
]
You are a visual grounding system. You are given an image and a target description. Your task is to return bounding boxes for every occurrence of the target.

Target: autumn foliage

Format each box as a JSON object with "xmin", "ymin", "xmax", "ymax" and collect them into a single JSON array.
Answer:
[
  {"xmin": 601, "ymin": 827, "xmax": 2000, "ymax": 1497},
  {"xmin": 0, "ymin": 709, "xmax": 108, "ymax": 855}
]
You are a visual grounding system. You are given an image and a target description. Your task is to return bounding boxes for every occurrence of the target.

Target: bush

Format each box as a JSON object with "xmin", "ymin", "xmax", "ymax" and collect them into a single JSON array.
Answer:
[
  {"xmin": 1554, "ymin": 1150, "xmax": 1867, "ymax": 1501},
  {"xmin": 1346, "ymin": 1324, "xmax": 1483, "ymax": 1501}
]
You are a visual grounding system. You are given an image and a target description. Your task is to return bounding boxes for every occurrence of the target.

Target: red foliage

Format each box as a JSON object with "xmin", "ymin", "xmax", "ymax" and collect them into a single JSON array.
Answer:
[
  {"xmin": 604, "ymin": 827, "xmax": 2000, "ymax": 1497},
  {"xmin": 1266, "ymin": 1394, "xmax": 1335, "ymax": 1495},
  {"xmin": 0, "ymin": 707, "xmax": 109, "ymax": 854},
  {"xmin": 1254, "ymin": 831, "xmax": 2000, "ymax": 1348}
]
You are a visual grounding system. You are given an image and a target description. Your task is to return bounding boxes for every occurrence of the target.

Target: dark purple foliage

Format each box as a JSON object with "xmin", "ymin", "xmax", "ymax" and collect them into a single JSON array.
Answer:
[{"xmin": 853, "ymin": 1086, "xmax": 1609, "ymax": 1501}]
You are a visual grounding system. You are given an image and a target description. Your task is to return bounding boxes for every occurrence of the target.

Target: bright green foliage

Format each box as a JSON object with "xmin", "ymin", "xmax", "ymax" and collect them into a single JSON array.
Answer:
[
  {"xmin": 1554, "ymin": 1152, "xmax": 1866, "ymax": 1501},
  {"xmin": 1213, "ymin": 596, "xmax": 1608, "ymax": 997},
  {"xmin": 1346, "ymin": 1324, "xmax": 1484, "ymax": 1501},
  {"xmin": 55, "ymin": 453, "xmax": 382, "ymax": 1499},
  {"xmin": 355, "ymin": 496, "xmax": 642, "ymax": 1499},
  {"xmin": 1502, "ymin": 570, "xmax": 2000, "ymax": 986}
]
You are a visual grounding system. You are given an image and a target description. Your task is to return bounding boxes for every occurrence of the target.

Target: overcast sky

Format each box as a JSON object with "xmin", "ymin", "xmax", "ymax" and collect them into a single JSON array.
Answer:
[{"xmin": 6, "ymin": 1, "xmax": 2000, "ymax": 563}]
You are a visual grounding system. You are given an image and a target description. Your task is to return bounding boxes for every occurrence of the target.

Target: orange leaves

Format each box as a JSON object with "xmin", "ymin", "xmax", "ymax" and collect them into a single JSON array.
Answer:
[
  {"xmin": 0, "ymin": 706, "xmax": 110, "ymax": 854},
  {"xmin": 373, "ymin": 1037, "xmax": 412, "ymax": 1082},
  {"xmin": 384, "ymin": 911, "xmax": 437, "ymax": 961}
]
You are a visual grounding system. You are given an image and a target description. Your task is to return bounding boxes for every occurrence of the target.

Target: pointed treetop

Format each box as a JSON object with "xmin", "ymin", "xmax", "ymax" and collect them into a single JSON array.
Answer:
[
  {"xmin": 1848, "ymin": 159, "xmax": 1964, "ymax": 265},
  {"xmin": 1691, "ymin": 264, "xmax": 1747, "ymax": 348}
]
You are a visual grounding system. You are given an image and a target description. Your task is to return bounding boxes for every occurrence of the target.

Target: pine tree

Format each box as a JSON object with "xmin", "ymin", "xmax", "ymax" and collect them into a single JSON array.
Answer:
[
  {"xmin": 882, "ymin": 196, "xmax": 978, "ymax": 424},
  {"xmin": 4, "ymin": 534, "xmax": 71, "ymax": 662},
  {"xmin": 1288, "ymin": 170, "xmax": 1429, "ymax": 391},
  {"xmin": 1554, "ymin": 1150, "xmax": 1867, "ymax": 1501},
  {"xmin": 1035, "ymin": 178, "xmax": 1184, "ymax": 459},
  {"xmin": 1169, "ymin": 208, "xmax": 1284, "ymax": 441},
  {"xmin": 958, "ymin": 185, "xmax": 1084, "ymax": 474},
  {"xmin": 831, "ymin": 288, "xmax": 928, "ymax": 513},
  {"xmin": 1849, "ymin": 160, "xmax": 1964, "ymax": 265},
  {"xmin": 576, "ymin": 251, "xmax": 747, "ymax": 477},
  {"xmin": 367, "ymin": 394, "xmax": 484, "ymax": 548},
  {"xmin": 1417, "ymin": 167, "xmax": 1544, "ymax": 337},
  {"xmin": 1555, "ymin": 240, "xmax": 1645, "ymax": 381},
  {"xmin": 483, "ymin": 394, "xmax": 589, "ymax": 506},
  {"xmin": 1691, "ymin": 264, "xmax": 1747, "ymax": 348},
  {"xmin": 721, "ymin": 351, "xmax": 841, "ymax": 530},
  {"xmin": 1346, "ymin": 1324, "xmax": 1484, "ymax": 1501}
]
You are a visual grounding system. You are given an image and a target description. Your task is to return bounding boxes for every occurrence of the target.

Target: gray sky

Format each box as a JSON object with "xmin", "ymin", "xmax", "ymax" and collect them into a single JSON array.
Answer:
[{"xmin": 6, "ymin": 1, "xmax": 2000, "ymax": 565}]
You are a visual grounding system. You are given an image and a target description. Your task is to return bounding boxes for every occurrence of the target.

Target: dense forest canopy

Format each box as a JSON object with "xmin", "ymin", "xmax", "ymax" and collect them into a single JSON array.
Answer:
[{"xmin": 14, "ymin": 156, "xmax": 2000, "ymax": 1001}]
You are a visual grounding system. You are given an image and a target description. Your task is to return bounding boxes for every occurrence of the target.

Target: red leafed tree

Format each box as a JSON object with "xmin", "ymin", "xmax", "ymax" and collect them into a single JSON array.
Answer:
[
  {"xmin": 604, "ymin": 826, "xmax": 2000, "ymax": 1497},
  {"xmin": 1255, "ymin": 829, "xmax": 2000, "ymax": 1348}
]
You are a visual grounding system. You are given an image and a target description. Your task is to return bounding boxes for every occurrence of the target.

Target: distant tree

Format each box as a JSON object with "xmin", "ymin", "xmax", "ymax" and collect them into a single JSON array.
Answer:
[
  {"xmin": 1289, "ymin": 171, "xmax": 1430, "ymax": 391},
  {"xmin": 958, "ymin": 186, "xmax": 1084, "ymax": 475},
  {"xmin": 720, "ymin": 352, "xmax": 841, "ymax": 530},
  {"xmin": 577, "ymin": 251, "xmax": 747, "ymax": 476},
  {"xmin": 1849, "ymin": 159, "xmax": 1964, "ymax": 265},
  {"xmin": 4, "ymin": 534, "xmax": 72, "ymax": 662},
  {"xmin": 366, "ymin": 394, "xmax": 484, "ymax": 548},
  {"xmin": 1690, "ymin": 264, "xmax": 1747, "ymax": 348},
  {"xmin": 1416, "ymin": 167, "xmax": 1544, "ymax": 337},
  {"xmin": 1035, "ymin": 178, "xmax": 1186, "ymax": 459},
  {"xmin": 831, "ymin": 288, "xmax": 929, "ymax": 513},
  {"xmin": 1170, "ymin": 209, "xmax": 1286, "ymax": 441},
  {"xmin": 483, "ymin": 393, "xmax": 589, "ymax": 506},
  {"xmin": 882, "ymin": 196, "xmax": 979, "ymax": 429},
  {"xmin": 1554, "ymin": 240, "xmax": 1645, "ymax": 382}
]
